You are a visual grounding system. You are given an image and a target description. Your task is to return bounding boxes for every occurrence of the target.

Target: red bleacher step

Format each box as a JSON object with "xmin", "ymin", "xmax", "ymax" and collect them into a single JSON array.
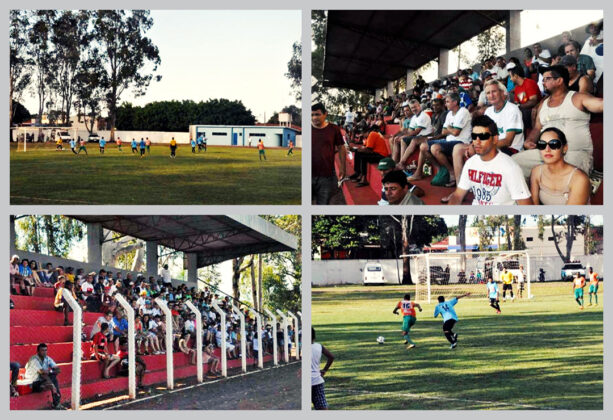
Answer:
[
  {"xmin": 11, "ymin": 295, "xmax": 54, "ymax": 311},
  {"xmin": 11, "ymin": 325, "xmax": 93, "ymax": 346},
  {"xmin": 11, "ymin": 309, "xmax": 103, "ymax": 327}
]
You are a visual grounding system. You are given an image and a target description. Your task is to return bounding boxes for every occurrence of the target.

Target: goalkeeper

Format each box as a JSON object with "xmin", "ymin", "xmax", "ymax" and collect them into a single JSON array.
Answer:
[
  {"xmin": 392, "ymin": 294, "xmax": 422, "ymax": 349},
  {"xmin": 501, "ymin": 267, "xmax": 514, "ymax": 301}
]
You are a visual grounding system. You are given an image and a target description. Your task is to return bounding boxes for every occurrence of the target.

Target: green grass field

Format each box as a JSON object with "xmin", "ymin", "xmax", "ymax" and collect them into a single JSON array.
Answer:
[
  {"xmin": 10, "ymin": 143, "xmax": 301, "ymax": 205},
  {"xmin": 312, "ymin": 283, "xmax": 603, "ymax": 410}
]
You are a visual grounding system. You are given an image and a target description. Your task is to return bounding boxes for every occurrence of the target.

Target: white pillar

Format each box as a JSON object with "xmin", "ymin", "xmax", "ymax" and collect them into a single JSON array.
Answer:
[
  {"xmin": 387, "ymin": 81, "xmax": 394, "ymax": 97},
  {"xmin": 406, "ymin": 69, "xmax": 415, "ymax": 90},
  {"xmin": 63, "ymin": 289, "xmax": 83, "ymax": 410},
  {"xmin": 154, "ymin": 298, "xmax": 174, "ymax": 389},
  {"xmin": 10, "ymin": 216, "xmax": 17, "ymax": 255},
  {"xmin": 438, "ymin": 48, "xmax": 450, "ymax": 79},
  {"xmin": 185, "ymin": 300, "xmax": 203, "ymax": 382},
  {"xmin": 87, "ymin": 223, "xmax": 102, "ymax": 266},
  {"xmin": 507, "ymin": 11, "xmax": 521, "ymax": 52},
  {"xmin": 250, "ymin": 309, "xmax": 264, "ymax": 368},
  {"xmin": 212, "ymin": 302, "xmax": 228, "ymax": 377},
  {"xmin": 232, "ymin": 304, "xmax": 247, "ymax": 373},
  {"xmin": 186, "ymin": 252, "xmax": 198, "ymax": 287},
  {"xmin": 287, "ymin": 310, "xmax": 300, "ymax": 360},
  {"xmin": 115, "ymin": 294, "xmax": 136, "ymax": 399},
  {"xmin": 276, "ymin": 309, "xmax": 289, "ymax": 363},
  {"xmin": 264, "ymin": 309, "xmax": 278, "ymax": 366},
  {"xmin": 146, "ymin": 241, "xmax": 158, "ymax": 279}
]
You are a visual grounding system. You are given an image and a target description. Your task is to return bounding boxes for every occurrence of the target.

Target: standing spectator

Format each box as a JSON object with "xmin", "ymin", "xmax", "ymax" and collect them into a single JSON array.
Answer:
[
  {"xmin": 311, "ymin": 103, "xmax": 346, "ymax": 205},
  {"xmin": 54, "ymin": 279, "xmax": 77, "ymax": 326},
  {"xmin": 312, "ymin": 327, "xmax": 334, "ymax": 410},
  {"xmin": 160, "ymin": 264, "xmax": 172, "ymax": 288},
  {"xmin": 24, "ymin": 344, "xmax": 62, "ymax": 409}
]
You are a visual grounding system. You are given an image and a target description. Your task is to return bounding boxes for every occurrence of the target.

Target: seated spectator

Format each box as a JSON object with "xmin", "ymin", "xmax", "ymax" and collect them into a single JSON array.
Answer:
[
  {"xmin": 203, "ymin": 344, "xmax": 221, "ymax": 378},
  {"xmin": 508, "ymin": 64, "xmax": 541, "ymax": 130},
  {"xmin": 344, "ymin": 107, "xmax": 356, "ymax": 141},
  {"xmin": 10, "ymin": 255, "xmax": 23, "ymax": 295},
  {"xmin": 388, "ymin": 105, "xmax": 413, "ymax": 162},
  {"xmin": 483, "ymin": 80, "xmax": 525, "ymax": 156},
  {"xmin": 513, "ymin": 65, "xmax": 603, "ymax": 178},
  {"xmin": 111, "ymin": 311, "xmax": 129, "ymax": 353},
  {"xmin": 28, "ymin": 260, "xmax": 44, "ymax": 288},
  {"xmin": 581, "ymin": 21, "xmax": 603, "ymax": 91},
  {"xmin": 178, "ymin": 332, "xmax": 197, "ymax": 365},
  {"xmin": 491, "ymin": 56, "xmax": 508, "ymax": 82},
  {"xmin": 116, "ymin": 337, "xmax": 147, "ymax": 389},
  {"xmin": 532, "ymin": 42, "xmax": 552, "ymax": 67},
  {"xmin": 90, "ymin": 322, "xmax": 121, "ymax": 378},
  {"xmin": 393, "ymin": 100, "xmax": 433, "ymax": 165},
  {"xmin": 476, "ymin": 71, "xmax": 494, "ymax": 111},
  {"xmin": 557, "ymin": 31, "xmax": 574, "ymax": 56},
  {"xmin": 564, "ymin": 40, "xmax": 596, "ymax": 80},
  {"xmin": 409, "ymin": 93, "xmax": 472, "ymax": 187},
  {"xmin": 39, "ymin": 262, "xmax": 55, "ymax": 287},
  {"xmin": 24, "ymin": 343, "xmax": 62, "ymax": 409},
  {"xmin": 381, "ymin": 170, "xmax": 424, "ymax": 205},
  {"xmin": 90, "ymin": 311, "xmax": 113, "ymax": 339},
  {"xmin": 10, "ymin": 361, "xmax": 20, "ymax": 397},
  {"xmin": 374, "ymin": 114, "xmax": 386, "ymax": 133},
  {"xmin": 54, "ymin": 279, "xmax": 76, "ymax": 326},
  {"xmin": 348, "ymin": 126, "xmax": 389, "ymax": 187},
  {"xmin": 447, "ymin": 115, "xmax": 531, "ymax": 205},
  {"xmin": 530, "ymin": 127, "xmax": 590, "ymax": 205},
  {"xmin": 560, "ymin": 55, "xmax": 593, "ymax": 93},
  {"xmin": 143, "ymin": 314, "xmax": 164, "ymax": 355},
  {"xmin": 18, "ymin": 258, "xmax": 35, "ymax": 296}
]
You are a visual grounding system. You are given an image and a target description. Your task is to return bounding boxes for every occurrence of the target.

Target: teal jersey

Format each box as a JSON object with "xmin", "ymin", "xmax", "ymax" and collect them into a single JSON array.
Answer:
[
  {"xmin": 487, "ymin": 282, "xmax": 498, "ymax": 299},
  {"xmin": 100, "ymin": 139, "xmax": 106, "ymax": 147},
  {"xmin": 139, "ymin": 140, "xmax": 146, "ymax": 149},
  {"xmin": 70, "ymin": 140, "xmax": 76, "ymax": 148},
  {"xmin": 434, "ymin": 297, "xmax": 459, "ymax": 322},
  {"xmin": 191, "ymin": 140, "xmax": 196, "ymax": 147},
  {"xmin": 131, "ymin": 140, "xmax": 137, "ymax": 148}
]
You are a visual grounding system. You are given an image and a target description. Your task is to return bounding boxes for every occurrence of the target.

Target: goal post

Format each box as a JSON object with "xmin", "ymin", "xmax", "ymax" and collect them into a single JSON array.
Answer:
[
  {"xmin": 408, "ymin": 250, "xmax": 532, "ymax": 303},
  {"xmin": 14, "ymin": 126, "xmax": 77, "ymax": 152}
]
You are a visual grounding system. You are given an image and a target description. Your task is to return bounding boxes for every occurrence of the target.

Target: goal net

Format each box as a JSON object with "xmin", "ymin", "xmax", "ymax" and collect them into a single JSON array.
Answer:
[
  {"xmin": 409, "ymin": 250, "xmax": 531, "ymax": 303},
  {"xmin": 13, "ymin": 127, "xmax": 77, "ymax": 152}
]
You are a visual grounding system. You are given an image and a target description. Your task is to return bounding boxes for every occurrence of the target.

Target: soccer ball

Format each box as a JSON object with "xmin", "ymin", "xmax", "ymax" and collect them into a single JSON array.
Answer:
[{"xmin": 376, "ymin": 336, "xmax": 385, "ymax": 344}]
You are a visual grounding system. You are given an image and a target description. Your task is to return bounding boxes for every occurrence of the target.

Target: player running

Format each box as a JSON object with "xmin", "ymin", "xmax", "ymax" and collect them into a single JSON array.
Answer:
[
  {"xmin": 131, "ymin": 138, "xmax": 138, "ymax": 154},
  {"xmin": 116, "ymin": 136, "xmax": 123, "ymax": 152},
  {"xmin": 56, "ymin": 136, "xmax": 63, "ymax": 151},
  {"xmin": 191, "ymin": 137, "xmax": 196, "ymax": 153},
  {"xmin": 587, "ymin": 267, "xmax": 599, "ymax": 306},
  {"xmin": 572, "ymin": 272, "xmax": 586, "ymax": 309},
  {"xmin": 145, "ymin": 137, "xmax": 151, "ymax": 154},
  {"xmin": 258, "ymin": 139, "xmax": 267, "ymax": 161},
  {"xmin": 392, "ymin": 293, "xmax": 423, "ymax": 349},
  {"xmin": 69, "ymin": 139, "xmax": 77, "ymax": 154},
  {"xmin": 202, "ymin": 135, "xmax": 207, "ymax": 151},
  {"xmin": 501, "ymin": 267, "xmax": 514, "ymax": 301},
  {"xmin": 434, "ymin": 293, "xmax": 470, "ymax": 349},
  {"xmin": 197, "ymin": 134, "xmax": 203, "ymax": 152},
  {"xmin": 486, "ymin": 277, "xmax": 501, "ymax": 314},
  {"xmin": 139, "ymin": 138, "xmax": 146, "ymax": 158},
  {"xmin": 77, "ymin": 138, "xmax": 88, "ymax": 155},
  {"xmin": 287, "ymin": 140, "xmax": 294, "ymax": 156},
  {"xmin": 99, "ymin": 137, "xmax": 106, "ymax": 154}
]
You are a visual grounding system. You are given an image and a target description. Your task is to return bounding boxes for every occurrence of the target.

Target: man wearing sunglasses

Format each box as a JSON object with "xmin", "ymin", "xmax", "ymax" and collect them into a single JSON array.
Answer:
[
  {"xmin": 447, "ymin": 115, "xmax": 531, "ymax": 205},
  {"xmin": 513, "ymin": 65, "xmax": 603, "ymax": 178}
]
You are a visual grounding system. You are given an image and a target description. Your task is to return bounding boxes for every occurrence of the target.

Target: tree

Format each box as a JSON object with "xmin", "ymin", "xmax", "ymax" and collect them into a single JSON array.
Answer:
[
  {"xmin": 268, "ymin": 105, "xmax": 302, "ymax": 127},
  {"xmin": 11, "ymin": 101, "xmax": 31, "ymax": 125},
  {"xmin": 512, "ymin": 215, "xmax": 524, "ymax": 250},
  {"xmin": 312, "ymin": 216, "xmax": 380, "ymax": 257},
  {"xmin": 15, "ymin": 215, "xmax": 84, "ymax": 258},
  {"xmin": 476, "ymin": 24, "xmax": 506, "ymax": 63},
  {"xmin": 29, "ymin": 10, "xmax": 57, "ymax": 126},
  {"xmin": 199, "ymin": 264, "xmax": 222, "ymax": 290},
  {"xmin": 74, "ymin": 53, "xmax": 108, "ymax": 134},
  {"xmin": 93, "ymin": 10, "xmax": 161, "ymax": 140},
  {"xmin": 9, "ymin": 10, "xmax": 33, "ymax": 127},
  {"xmin": 551, "ymin": 215, "xmax": 586, "ymax": 263},
  {"xmin": 458, "ymin": 215, "xmax": 467, "ymax": 253},
  {"xmin": 285, "ymin": 41, "xmax": 302, "ymax": 101}
]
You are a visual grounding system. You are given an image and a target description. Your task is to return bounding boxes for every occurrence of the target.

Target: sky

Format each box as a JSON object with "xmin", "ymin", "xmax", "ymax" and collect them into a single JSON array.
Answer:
[
  {"xmin": 441, "ymin": 215, "xmax": 603, "ymax": 229},
  {"xmin": 21, "ymin": 10, "xmax": 302, "ymax": 124}
]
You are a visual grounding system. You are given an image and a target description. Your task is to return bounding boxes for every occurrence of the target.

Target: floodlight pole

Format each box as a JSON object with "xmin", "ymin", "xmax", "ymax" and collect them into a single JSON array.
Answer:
[
  {"xmin": 264, "ymin": 308, "xmax": 278, "ymax": 365},
  {"xmin": 185, "ymin": 300, "xmax": 203, "ymax": 382},
  {"xmin": 154, "ymin": 298, "xmax": 174, "ymax": 389},
  {"xmin": 212, "ymin": 302, "xmax": 228, "ymax": 377},
  {"xmin": 249, "ymin": 308, "xmax": 264, "ymax": 368},
  {"xmin": 276, "ymin": 309, "xmax": 289, "ymax": 363},
  {"xmin": 232, "ymin": 304, "xmax": 247, "ymax": 372},
  {"xmin": 287, "ymin": 310, "xmax": 300, "ymax": 360},
  {"xmin": 114, "ymin": 294, "xmax": 136, "ymax": 400},
  {"xmin": 62, "ymin": 289, "xmax": 82, "ymax": 410}
]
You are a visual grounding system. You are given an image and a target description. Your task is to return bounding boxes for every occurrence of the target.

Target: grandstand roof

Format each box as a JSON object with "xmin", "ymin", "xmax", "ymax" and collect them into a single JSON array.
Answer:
[
  {"xmin": 72, "ymin": 215, "xmax": 297, "ymax": 267},
  {"xmin": 322, "ymin": 10, "xmax": 512, "ymax": 92}
]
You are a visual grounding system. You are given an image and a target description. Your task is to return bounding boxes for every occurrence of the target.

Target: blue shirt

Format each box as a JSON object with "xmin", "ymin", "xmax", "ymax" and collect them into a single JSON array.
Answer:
[
  {"xmin": 131, "ymin": 140, "xmax": 137, "ymax": 148},
  {"xmin": 434, "ymin": 297, "xmax": 459, "ymax": 322},
  {"xmin": 459, "ymin": 92, "xmax": 472, "ymax": 109},
  {"xmin": 112, "ymin": 317, "xmax": 128, "ymax": 336},
  {"xmin": 139, "ymin": 140, "xmax": 146, "ymax": 149},
  {"xmin": 70, "ymin": 140, "xmax": 76, "ymax": 148},
  {"xmin": 19, "ymin": 265, "xmax": 32, "ymax": 276},
  {"xmin": 191, "ymin": 140, "xmax": 196, "ymax": 147},
  {"xmin": 100, "ymin": 138, "xmax": 106, "ymax": 147},
  {"xmin": 197, "ymin": 136, "xmax": 203, "ymax": 144},
  {"xmin": 487, "ymin": 282, "xmax": 498, "ymax": 299}
]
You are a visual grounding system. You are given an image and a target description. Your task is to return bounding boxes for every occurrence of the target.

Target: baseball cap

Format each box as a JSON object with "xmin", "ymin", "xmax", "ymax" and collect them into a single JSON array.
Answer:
[
  {"xmin": 481, "ymin": 71, "xmax": 492, "ymax": 80},
  {"xmin": 505, "ymin": 62, "xmax": 516, "ymax": 70},
  {"xmin": 377, "ymin": 158, "xmax": 396, "ymax": 171}
]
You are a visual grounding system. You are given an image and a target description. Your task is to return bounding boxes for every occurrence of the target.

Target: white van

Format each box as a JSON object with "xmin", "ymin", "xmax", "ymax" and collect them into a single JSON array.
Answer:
[{"xmin": 363, "ymin": 262, "xmax": 385, "ymax": 285}]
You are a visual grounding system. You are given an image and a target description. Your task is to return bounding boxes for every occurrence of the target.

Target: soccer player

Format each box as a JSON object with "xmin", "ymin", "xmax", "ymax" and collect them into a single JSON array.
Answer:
[
  {"xmin": 517, "ymin": 265, "xmax": 525, "ymax": 298},
  {"xmin": 434, "ymin": 293, "xmax": 470, "ymax": 349},
  {"xmin": 116, "ymin": 136, "xmax": 123, "ymax": 152},
  {"xmin": 572, "ymin": 272, "xmax": 586, "ymax": 309},
  {"xmin": 99, "ymin": 136, "xmax": 106, "ymax": 154},
  {"xmin": 145, "ymin": 137, "xmax": 151, "ymax": 154},
  {"xmin": 392, "ymin": 293, "xmax": 423, "ymax": 349},
  {"xmin": 587, "ymin": 267, "xmax": 599, "ymax": 306},
  {"xmin": 56, "ymin": 137, "xmax": 63, "ymax": 151},
  {"xmin": 169, "ymin": 137, "xmax": 177, "ymax": 158},
  {"xmin": 197, "ymin": 134, "xmax": 203, "ymax": 152},
  {"xmin": 258, "ymin": 139, "xmax": 267, "ymax": 161},
  {"xmin": 312, "ymin": 327, "xmax": 334, "ymax": 410},
  {"xmin": 486, "ymin": 277, "xmax": 501, "ymax": 313},
  {"xmin": 139, "ymin": 138, "xmax": 146, "ymax": 158},
  {"xmin": 287, "ymin": 140, "xmax": 294, "ymax": 156},
  {"xmin": 191, "ymin": 137, "xmax": 196, "ymax": 153},
  {"xmin": 69, "ymin": 139, "xmax": 77, "ymax": 154},
  {"xmin": 501, "ymin": 267, "xmax": 514, "ymax": 301},
  {"xmin": 77, "ymin": 138, "xmax": 88, "ymax": 155},
  {"xmin": 202, "ymin": 135, "xmax": 207, "ymax": 151},
  {"xmin": 131, "ymin": 138, "xmax": 138, "ymax": 154}
]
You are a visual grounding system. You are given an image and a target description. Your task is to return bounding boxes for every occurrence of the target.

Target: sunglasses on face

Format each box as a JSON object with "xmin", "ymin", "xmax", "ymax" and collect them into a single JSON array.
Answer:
[
  {"xmin": 536, "ymin": 139, "xmax": 563, "ymax": 150},
  {"xmin": 471, "ymin": 132, "xmax": 493, "ymax": 141}
]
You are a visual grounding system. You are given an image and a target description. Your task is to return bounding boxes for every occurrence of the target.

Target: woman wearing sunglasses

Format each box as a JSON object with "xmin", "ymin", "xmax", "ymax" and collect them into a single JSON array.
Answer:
[{"xmin": 530, "ymin": 127, "xmax": 590, "ymax": 204}]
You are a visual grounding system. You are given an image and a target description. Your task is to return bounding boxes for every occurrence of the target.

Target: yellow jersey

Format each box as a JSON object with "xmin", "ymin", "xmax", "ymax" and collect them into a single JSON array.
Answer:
[{"xmin": 501, "ymin": 271, "xmax": 514, "ymax": 284}]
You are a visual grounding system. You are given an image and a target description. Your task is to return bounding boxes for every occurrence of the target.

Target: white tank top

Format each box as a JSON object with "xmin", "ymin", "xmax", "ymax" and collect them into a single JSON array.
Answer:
[
  {"xmin": 539, "ymin": 91, "xmax": 592, "ymax": 153},
  {"xmin": 311, "ymin": 342, "xmax": 324, "ymax": 386}
]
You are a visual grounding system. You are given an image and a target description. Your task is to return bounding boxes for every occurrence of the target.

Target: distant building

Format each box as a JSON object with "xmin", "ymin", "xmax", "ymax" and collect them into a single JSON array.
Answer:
[{"xmin": 189, "ymin": 124, "xmax": 300, "ymax": 147}]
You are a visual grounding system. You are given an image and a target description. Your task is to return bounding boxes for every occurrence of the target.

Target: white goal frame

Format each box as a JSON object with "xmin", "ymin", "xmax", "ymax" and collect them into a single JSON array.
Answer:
[
  {"xmin": 14, "ymin": 126, "xmax": 77, "ymax": 152},
  {"xmin": 407, "ymin": 250, "xmax": 531, "ymax": 303}
]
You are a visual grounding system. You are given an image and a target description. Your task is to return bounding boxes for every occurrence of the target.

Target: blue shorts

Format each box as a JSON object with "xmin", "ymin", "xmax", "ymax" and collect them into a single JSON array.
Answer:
[
  {"xmin": 312, "ymin": 383, "xmax": 328, "ymax": 409},
  {"xmin": 428, "ymin": 139, "xmax": 464, "ymax": 155}
]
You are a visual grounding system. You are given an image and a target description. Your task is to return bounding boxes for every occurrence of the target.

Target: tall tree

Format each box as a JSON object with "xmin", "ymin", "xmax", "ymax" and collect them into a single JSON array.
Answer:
[
  {"xmin": 285, "ymin": 41, "xmax": 302, "ymax": 101},
  {"xmin": 551, "ymin": 215, "xmax": 586, "ymax": 263},
  {"xmin": 15, "ymin": 215, "xmax": 84, "ymax": 258},
  {"xmin": 29, "ymin": 10, "xmax": 57, "ymax": 125},
  {"xmin": 74, "ymin": 53, "xmax": 107, "ymax": 134},
  {"xmin": 512, "ymin": 215, "xmax": 524, "ymax": 250},
  {"xmin": 93, "ymin": 10, "xmax": 161, "ymax": 140},
  {"xmin": 9, "ymin": 10, "xmax": 33, "ymax": 127},
  {"xmin": 476, "ymin": 24, "xmax": 506, "ymax": 63}
]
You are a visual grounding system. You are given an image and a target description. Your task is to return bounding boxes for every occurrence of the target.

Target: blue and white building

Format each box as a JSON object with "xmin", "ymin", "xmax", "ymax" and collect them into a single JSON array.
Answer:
[{"xmin": 189, "ymin": 125, "xmax": 300, "ymax": 147}]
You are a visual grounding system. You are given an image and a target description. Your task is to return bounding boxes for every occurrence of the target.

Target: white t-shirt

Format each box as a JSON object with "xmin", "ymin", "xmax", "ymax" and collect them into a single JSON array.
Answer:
[
  {"xmin": 345, "ymin": 111, "xmax": 355, "ymax": 124},
  {"xmin": 409, "ymin": 111, "xmax": 433, "ymax": 136},
  {"xmin": 443, "ymin": 107, "xmax": 472, "ymax": 143},
  {"xmin": 311, "ymin": 342, "xmax": 324, "ymax": 386},
  {"xmin": 458, "ymin": 152, "xmax": 531, "ymax": 205},
  {"xmin": 484, "ymin": 101, "xmax": 524, "ymax": 152},
  {"xmin": 533, "ymin": 48, "xmax": 551, "ymax": 66}
]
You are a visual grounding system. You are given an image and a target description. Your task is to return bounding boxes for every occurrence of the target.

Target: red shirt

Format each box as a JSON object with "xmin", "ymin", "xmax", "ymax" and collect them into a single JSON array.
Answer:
[
  {"xmin": 514, "ymin": 78, "xmax": 541, "ymax": 105},
  {"xmin": 91, "ymin": 332, "xmax": 108, "ymax": 359},
  {"xmin": 397, "ymin": 300, "xmax": 416, "ymax": 317},
  {"xmin": 312, "ymin": 123, "xmax": 344, "ymax": 177}
]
